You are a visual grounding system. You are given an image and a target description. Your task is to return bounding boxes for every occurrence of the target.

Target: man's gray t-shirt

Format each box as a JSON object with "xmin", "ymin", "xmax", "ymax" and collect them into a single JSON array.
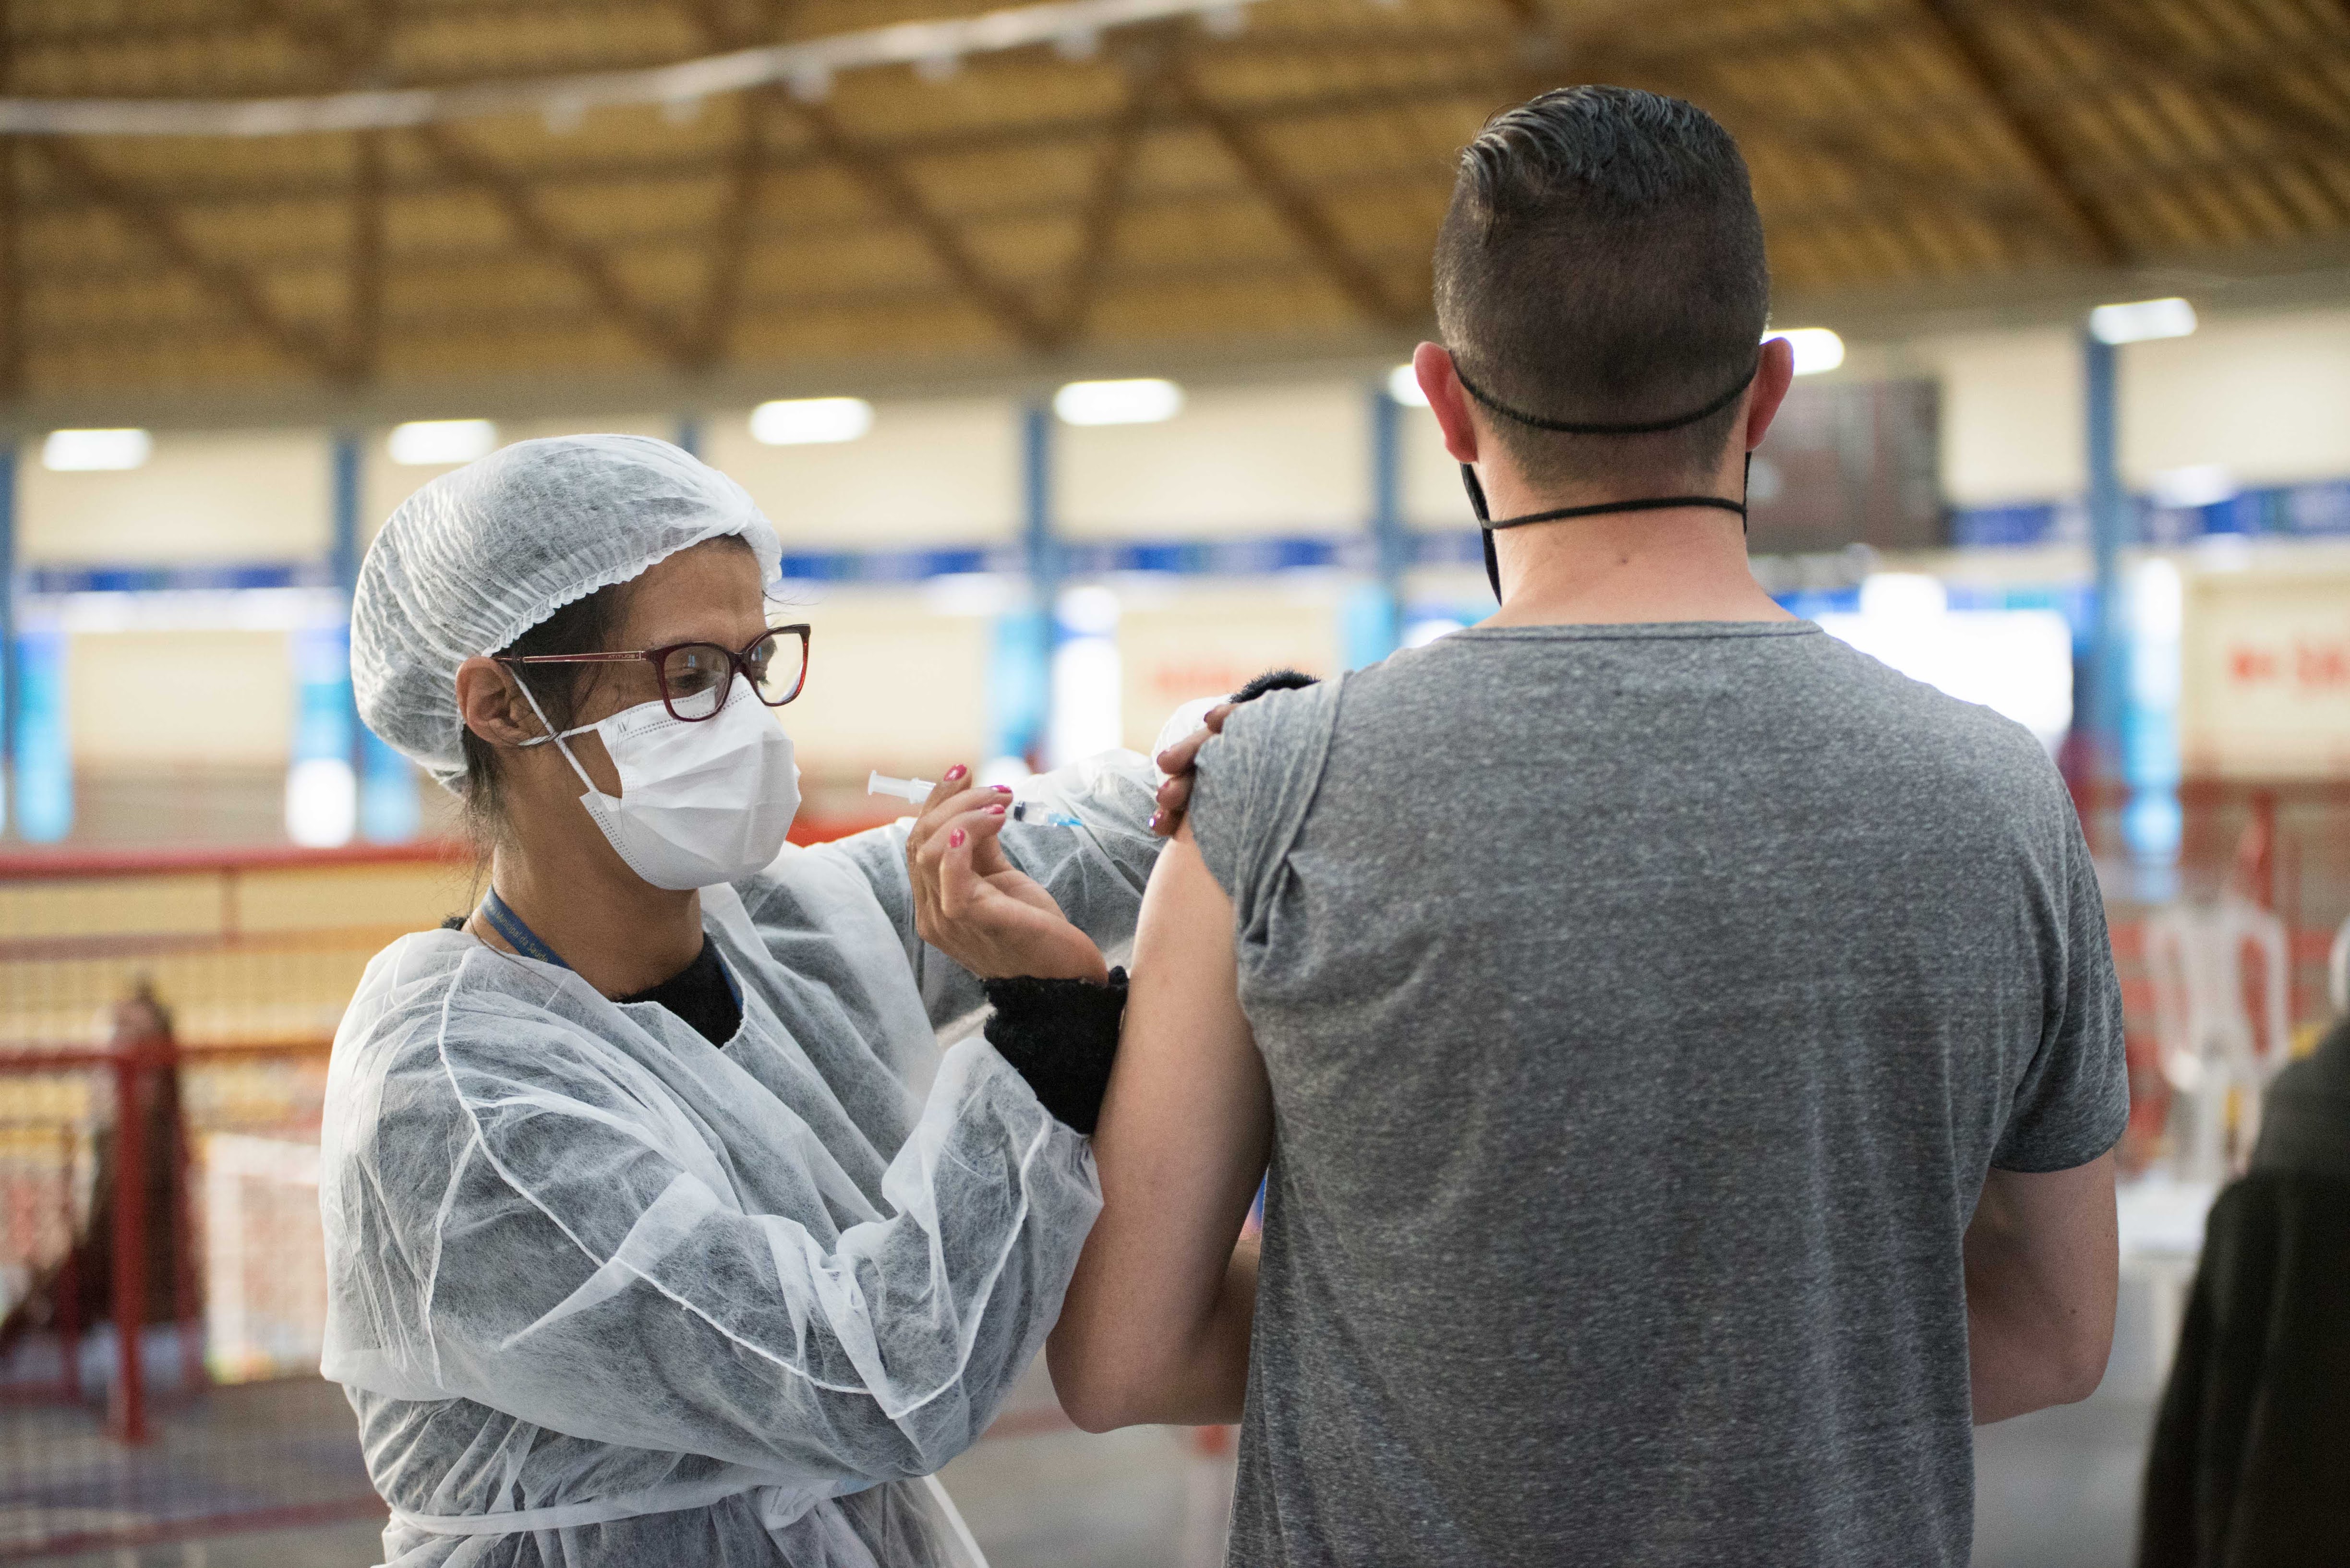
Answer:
[{"xmin": 1188, "ymin": 621, "xmax": 2128, "ymax": 1568}]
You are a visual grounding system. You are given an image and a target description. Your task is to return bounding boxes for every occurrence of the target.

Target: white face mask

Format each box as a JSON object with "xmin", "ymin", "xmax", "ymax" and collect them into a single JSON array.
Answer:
[{"xmin": 516, "ymin": 675, "xmax": 801, "ymax": 890}]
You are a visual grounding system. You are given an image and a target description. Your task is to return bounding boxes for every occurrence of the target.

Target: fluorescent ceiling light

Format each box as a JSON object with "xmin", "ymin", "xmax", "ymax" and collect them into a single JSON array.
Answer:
[
  {"xmin": 2149, "ymin": 464, "xmax": 2235, "ymax": 510},
  {"xmin": 42, "ymin": 428, "xmax": 151, "ymax": 471},
  {"xmin": 1054, "ymin": 378, "xmax": 1183, "ymax": 426},
  {"xmin": 750, "ymin": 397, "xmax": 874, "ymax": 445},
  {"xmin": 388, "ymin": 419, "xmax": 497, "ymax": 466},
  {"xmin": 2089, "ymin": 297, "xmax": 2196, "ymax": 345},
  {"xmin": 1387, "ymin": 365, "xmax": 1429, "ymax": 407},
  {"xmin": 1772, "ymin": 328, "xmax": 1845, "ymax": 376}
]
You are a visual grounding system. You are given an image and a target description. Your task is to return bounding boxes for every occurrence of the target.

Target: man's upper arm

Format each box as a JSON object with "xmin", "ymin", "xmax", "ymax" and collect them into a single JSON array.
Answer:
[
  {"xmin": 1966, "ymin": 1151, "xmax": 2120, "ymax": 1409},
  {"xmin": 1993, "ymin": 786, "xmax": 2130, "ymax": 1173},
  {"xmin": 1048, "ymin": 822, "xmax": 1271, "ymax": 1426}
]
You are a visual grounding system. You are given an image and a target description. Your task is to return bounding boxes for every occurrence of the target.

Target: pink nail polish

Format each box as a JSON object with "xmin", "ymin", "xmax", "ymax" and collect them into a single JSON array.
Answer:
[
  {"xmin": 949, "ymin": 828, "xmax": 965, "ymax": 848},
  {"xmin": 992, "ymin": 784, "xmax": 1012, "ymax": 794},
  {"xmin": 945, "ymin": 764, "xmax": 966, "ymax": 781},
  {"xmin": 986, "ymin": 804, "xmax": 1006, "ymax": 816}
]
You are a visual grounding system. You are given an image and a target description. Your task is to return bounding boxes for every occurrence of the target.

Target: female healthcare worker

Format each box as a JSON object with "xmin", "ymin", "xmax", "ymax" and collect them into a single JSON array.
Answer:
[{"xmin": 325, "ymin": 435, "xmax": 1163, "ymax": 1566}]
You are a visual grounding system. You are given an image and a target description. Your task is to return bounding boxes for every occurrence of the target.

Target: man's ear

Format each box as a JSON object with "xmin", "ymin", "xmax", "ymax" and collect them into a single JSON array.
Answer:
[
  {"xmin": 1745, "ymin": 335, "xmax": 1797, "ymax": 452},
  {"xmin": 1414, "ymin": 342, "xmax": 1482, "ymax": 466},
  {"xmin": 455, "ymin": 657, "xmax": 544, "ymax": 749}
]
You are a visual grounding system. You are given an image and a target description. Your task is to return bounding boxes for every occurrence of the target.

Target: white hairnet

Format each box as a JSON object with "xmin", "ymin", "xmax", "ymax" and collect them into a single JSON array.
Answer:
[{"xmin": 351, "ymin": 434, "xmax": 783, "ymax": 790}]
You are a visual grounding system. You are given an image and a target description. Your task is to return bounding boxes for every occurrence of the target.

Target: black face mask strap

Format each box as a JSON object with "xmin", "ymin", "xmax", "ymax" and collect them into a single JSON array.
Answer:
[
  {"xmin": 1456, "ymin": 355, "xmax": 1760, "ymax": 601},
  {"xmin": 1452, "ymin": 359, "xmax": 1758, "ymax": 436},
  {"xmin": 1467, "ymin": 462, "xmax": 1752, "ymax": 600}
]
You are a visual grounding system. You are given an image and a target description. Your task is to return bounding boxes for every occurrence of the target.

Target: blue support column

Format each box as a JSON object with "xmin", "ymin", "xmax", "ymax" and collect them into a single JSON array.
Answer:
[
  {"xmin": 2, "ymin": 444, "xmax": 68, "ymax": 843},
  {"xmin": 287, "ymin": 619, "xmax": 358, "ymax": 847},
  {"xmin": 330, "ymin": 432, "xmax": 363, "ymax": 597},
  {"xmin": 2083, "ymin": 331, "xmax": 2126, "ymax": 777},
  {"xmin": 13, "ymin": 620, "xmax": 69, "ymax": 843},
  {"xmin": 1347, "ymin": 382, "xmax": 1407, "ymax": 669},
  {"xmin": 988, "ymin": 402, "xmax": 1058, "ymax": 771},
  {"xmin": 675, "ymin": 416, "xmax": 703, "ymax": 459}
]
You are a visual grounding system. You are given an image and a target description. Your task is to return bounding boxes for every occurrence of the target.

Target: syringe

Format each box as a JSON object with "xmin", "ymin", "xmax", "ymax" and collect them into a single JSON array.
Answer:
[{"xmin": 867, "ymin": 771, "xmax": 1082, "ymax": 828}]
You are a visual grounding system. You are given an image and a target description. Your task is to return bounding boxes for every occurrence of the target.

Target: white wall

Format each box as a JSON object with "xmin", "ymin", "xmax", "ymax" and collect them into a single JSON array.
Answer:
[
  {"xmin": 1910, "ymin": 329, "xmax": 2085, "ymax": 508},
  {"xmin": 72, "ymin": 630, "xmax": 291, "ymax": 765},
  {"xmin": 2121, "ymin": 310, "xmax": 2350, "ymax": 490},
  {"xmin": 1919, "ymin": 305, "xmax": 2350, "ymax": 506},
  {"xmin": 1057, "ymin": 383, "xmax": 1369, "ymax": 539},
  {"xmin": 705, "ymin": 399, "xmax": 1019, "ymax": 548},
  {"xmin": 778, "ymin": 587, "xmax": 994, "ymax": 778},
  {"xmin": 24, "ymin": 431, "xmax": 329, "ymax": 563}
]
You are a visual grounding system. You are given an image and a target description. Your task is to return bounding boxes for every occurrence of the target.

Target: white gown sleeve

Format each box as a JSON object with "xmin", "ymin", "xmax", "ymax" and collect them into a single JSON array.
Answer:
[
  {"xmin": 342, "ymin": 1000, "xmax": 1100, "ymax": 1483},
  {"xmin": 787, "ymin": 751, "xmax": 1164, "ymax": 1028}
]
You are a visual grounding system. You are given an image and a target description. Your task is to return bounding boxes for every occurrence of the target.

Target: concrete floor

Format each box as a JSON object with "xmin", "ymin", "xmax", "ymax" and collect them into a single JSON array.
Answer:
[
  {"xmin": 4, "ymin": 1270, "xmax": 2186, "ymax": 1568},
  {"xmin": 8, "ymin": 1401, "xmax": 2152, "ymax": 1568}
]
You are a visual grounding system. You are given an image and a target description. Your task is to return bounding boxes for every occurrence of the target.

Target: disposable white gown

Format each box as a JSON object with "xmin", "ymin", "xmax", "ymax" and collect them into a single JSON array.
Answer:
[{"xmin": 320, "ymin": 754, "xmax": 1162, "ymax": 1568}]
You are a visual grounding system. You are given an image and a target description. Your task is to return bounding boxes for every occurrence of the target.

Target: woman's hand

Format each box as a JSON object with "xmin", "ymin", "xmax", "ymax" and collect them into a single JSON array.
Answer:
[
  {"xmin": 1148, "ymin": 702, "xmax": 1235, "ymax": 838},
  {"xmin": 908, "ymin": 767, "xmax": 1109, "ymax": 984},
  {"xmin": 1148, "ymin": 669, "xmax": 1320, "ymax": 838}
]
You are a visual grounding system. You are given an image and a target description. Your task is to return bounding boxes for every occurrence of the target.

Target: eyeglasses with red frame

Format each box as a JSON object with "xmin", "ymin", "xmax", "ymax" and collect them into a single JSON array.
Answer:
[{"xmin": 495, "ymin": 625, "xmax": 811, "ymax": 723}]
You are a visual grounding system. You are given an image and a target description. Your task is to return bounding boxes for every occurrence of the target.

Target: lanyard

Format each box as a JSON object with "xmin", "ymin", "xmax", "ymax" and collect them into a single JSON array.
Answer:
[
  {"xmin": 478, "ymin": 886, "xmax": 571, "ymax": 970},
  {"xmin": 477, "ymin": 886, "xmax": 744, "ymax": 1010}
]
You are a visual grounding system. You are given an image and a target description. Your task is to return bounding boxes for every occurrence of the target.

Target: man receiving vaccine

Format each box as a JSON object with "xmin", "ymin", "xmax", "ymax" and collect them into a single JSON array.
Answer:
[{"xmin": 1036, "ymin": 85, "xmax": 2129, "ymax": 1568}]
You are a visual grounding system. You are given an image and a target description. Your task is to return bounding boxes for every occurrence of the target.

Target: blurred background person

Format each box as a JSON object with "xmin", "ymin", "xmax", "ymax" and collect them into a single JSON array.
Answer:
[{"xmin": 2136, "ymin": 970, "xmax": 2350, "ymax": 1567}]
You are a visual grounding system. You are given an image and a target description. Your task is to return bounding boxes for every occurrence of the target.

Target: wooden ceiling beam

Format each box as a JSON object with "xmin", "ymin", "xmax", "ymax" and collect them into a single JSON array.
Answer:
[
  {"xmin": 688, "ymin": 88, "xmax": 770, "ymax": 369},
  {"xmin": 2046, "ymin": 0, "xmax": 2350, "ymax": 166},
  {"xmin": 30, "ymin": 138, "xmax": 351, "ymax": 381},
  {"xmin": 1165, "ymin": 65, "xmax": 1413, "ymax": 329},
  {"xmin": 789, "ymin": 100, "xmax": 1054, "ymax": 350},
  {"xmin": 243, "ymin": 0, "xmax": 695, "ymax": 375},
  {"xmin": 10, "ymin": 72, "xmax": 1514, "ymax": 215},
  {"xmin": 674, "ymin": 0, "xmax": 1053, "ymax": 353},
  {"xmin": 1049, "ymin": 37, "xmax": 1178, "ymax": 349},
  {"xmin": 346, "ymin": 2, "xmax": 395, "ymax": 384},
  {"xmin": 1910, "ymin": 0, "xmax": 2130, "ymax": 265},
  {"xmin": 0, "ymin": 0, "xmax": 21, "ymax": 401},
  {"xmin": 36, "ymin": 157, "xmax": 2057, "ymax": 302},
  {"xmin": 351, "ymin": 129, "xmax": 386, "ymax": 382},
  {"xmin": 411, "ymin": 122, "xmax": 699, "ymax": 368}
]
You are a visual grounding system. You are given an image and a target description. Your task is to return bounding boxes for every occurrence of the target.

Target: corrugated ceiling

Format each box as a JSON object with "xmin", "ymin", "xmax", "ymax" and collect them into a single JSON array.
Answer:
[{"xmin": 2, "ymin": 0, "xmax": 2346, "ymax": 420}]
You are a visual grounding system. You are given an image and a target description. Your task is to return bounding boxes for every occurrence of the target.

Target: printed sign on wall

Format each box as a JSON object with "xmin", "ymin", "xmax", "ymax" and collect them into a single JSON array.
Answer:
[{"xmin": 2181, "ymin": 570, "xmax": 2350, "ymax": 778}]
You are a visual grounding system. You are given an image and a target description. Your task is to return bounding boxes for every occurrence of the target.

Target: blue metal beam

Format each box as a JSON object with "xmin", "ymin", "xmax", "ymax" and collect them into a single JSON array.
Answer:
[
  {"xmin": 988, "ymin": 402, "xmax": 1059, "ymax": 768},
  {"xmin": 1368, "ymin": 381, "xmax": 1405, "ymax": 658},
  {"xmin": 2083, "ymin": 330, "xmax": 2125, "ymax": 771}
]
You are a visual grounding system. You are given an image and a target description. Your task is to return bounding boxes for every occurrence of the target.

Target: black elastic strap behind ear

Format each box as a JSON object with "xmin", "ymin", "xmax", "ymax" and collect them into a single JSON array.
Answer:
[
  {"xmin": 1453, "ymin": 359, "xmax": 1759, "ymax": 436},
  {"xmin": 1466, "ymin": 462, "xmax": 1749, "ymax": 600}
]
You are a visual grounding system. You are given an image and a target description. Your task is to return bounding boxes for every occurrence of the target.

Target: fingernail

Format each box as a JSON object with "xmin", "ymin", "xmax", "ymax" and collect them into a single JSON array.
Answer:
[
  {"xmin": 945, "ymin": 764, "xmax": 966, "ymax": 781},
  {"xmin": 1149, "ymin": 811, "xmax": 1163, "ymax": 830},
  {"xmin": 986, "ymin": 804, "xmax": 1006, "ymax": 816},
  {"xmin": 992, "ymin": 784, "xmax": 1012, "ymax": 794},
  {"xmin": 949, "ymin": 828, "xmax": 965, "ymax": 848}
]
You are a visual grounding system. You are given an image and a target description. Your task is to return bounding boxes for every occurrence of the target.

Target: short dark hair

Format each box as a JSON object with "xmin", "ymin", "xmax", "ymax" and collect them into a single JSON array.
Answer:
[{"xmin": 1433, "ymin": 86, "xmax": 1770, "ymax": 488}]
